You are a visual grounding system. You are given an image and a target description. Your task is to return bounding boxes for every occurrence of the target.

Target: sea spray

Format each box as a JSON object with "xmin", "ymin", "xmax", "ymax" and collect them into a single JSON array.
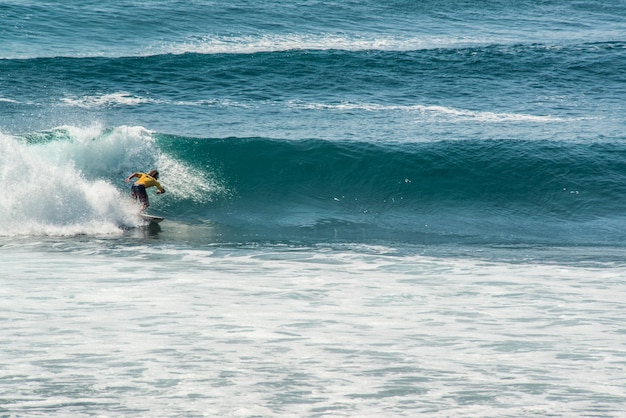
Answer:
[
  {"xmin": 0, "ymin": 131, "xmax": 138, "ymax": 236},
  {"xmin": 0, "ymin": 126, "xmax": 228, "ymax": 236}
]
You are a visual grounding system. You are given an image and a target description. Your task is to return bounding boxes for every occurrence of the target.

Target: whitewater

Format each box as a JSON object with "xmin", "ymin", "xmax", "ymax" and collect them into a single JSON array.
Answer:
[
  {"xmin": 2, "ymin": 0, "xmax": 626, "ymax": 416},
  {"xmin": 3, "ymin": 242, "xmax": 626, "ymax": 417}
]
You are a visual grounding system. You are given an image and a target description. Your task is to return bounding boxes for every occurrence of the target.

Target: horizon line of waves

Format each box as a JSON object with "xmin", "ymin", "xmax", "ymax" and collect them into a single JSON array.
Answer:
[
  {"xmin": 166, "ymin": 33, "xmax": 494, "ymax": 55},
  {"xmin": 288, "ymin": 101, "xmax": 587, "ymax": 123},
  {"xmin": 60, "ymin": 92, "xmax": 164, "ymax": 108},
  {"xmin": 167, "ymin": 35, "xmax": 626, "ymax": 55},
  {"xmin": 4, "ymin": 34, "xmax": 623, "ymax": 60},
  {"xmin": 0, "ymin": 34, "xmax": 492, "ymax": 59},
  {"xmin": 59, "ymin": 93, "xmax": 253, "ymax": 110},
  {"xmin": 51, "ymin": 94, "xmax": 590, "ymax": 125}
]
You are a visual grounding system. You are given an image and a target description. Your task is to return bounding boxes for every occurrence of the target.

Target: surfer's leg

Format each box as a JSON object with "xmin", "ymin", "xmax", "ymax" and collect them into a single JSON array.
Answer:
[
  {"xmin": 138, "ymin": 187, "xmax": 149, "ymax": 211},
  {"xmin": 131, "ymin": 185, "xmax": 149, "ymax": 211}
]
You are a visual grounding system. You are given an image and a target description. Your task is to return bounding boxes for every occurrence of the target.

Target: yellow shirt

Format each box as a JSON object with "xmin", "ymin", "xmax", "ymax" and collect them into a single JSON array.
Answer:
[{"xmin": 134, "ymin": 173, "xmax": 164, "ymax": 192}]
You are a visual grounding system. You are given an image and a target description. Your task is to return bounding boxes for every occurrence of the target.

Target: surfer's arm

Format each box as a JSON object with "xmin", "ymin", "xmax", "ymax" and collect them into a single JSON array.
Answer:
[
  {"xmin": 155, "ymin": 182, "xmax": 165, "ymax": 194},
  {"xmin": 125, "ymin": 172, "xmax": 141, "ymax": 183}
]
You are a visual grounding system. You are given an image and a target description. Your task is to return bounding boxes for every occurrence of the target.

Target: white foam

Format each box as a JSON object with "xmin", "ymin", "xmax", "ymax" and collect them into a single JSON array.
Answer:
[
  {"xmin": 61, "ymin": 92, "xmax": 162, "ymax": 109},
  {"xmin": 290, "ymin": 101, "xmax": 571, "ymax": 123},
  {"xmin": 0, "ymin": 97, "xmax": 19, "ymax": 104},
  {"xmin": 164, "ymin": 33, "xmax": 491, "ymax": 55},
  {"xmin": 2, "ymin": 33, "xmax": 493, "ymax": 60},
  {"xmin": 58, "ymin": 93, "xmax": 577, "ymax": 125},
  {"xmin": 2, "ymin": 244, "xmax": 625, "ymax": 416},
  {"xmin": 0, "ymin": 130, "xmax": 139, "ymax": 236}
]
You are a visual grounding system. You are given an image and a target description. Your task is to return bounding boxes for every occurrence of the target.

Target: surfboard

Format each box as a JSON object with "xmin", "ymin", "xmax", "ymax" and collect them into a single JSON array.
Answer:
[{"xmin": 140, "ymin": 213, "xmax": 165, "ymax": 224}]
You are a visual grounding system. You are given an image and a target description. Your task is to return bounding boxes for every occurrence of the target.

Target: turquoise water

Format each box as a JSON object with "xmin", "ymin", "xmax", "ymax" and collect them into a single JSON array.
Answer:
[{"xmin": 2, "ymin": 1, "xmax": 626, "ymax": 416}]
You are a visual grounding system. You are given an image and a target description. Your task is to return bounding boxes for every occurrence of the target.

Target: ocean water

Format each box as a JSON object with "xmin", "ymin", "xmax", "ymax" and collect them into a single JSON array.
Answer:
[{"xmin": 2, "ymin": 1, "xmax": 626, "ymax": 416}]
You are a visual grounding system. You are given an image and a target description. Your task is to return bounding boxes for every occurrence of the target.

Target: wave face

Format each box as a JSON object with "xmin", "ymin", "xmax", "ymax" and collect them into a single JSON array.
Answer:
[
  {"xmin": 163, "ymin": 134, "xmax": 626, "ymax": 246},
  {"xmin": 4, "ymin": 126, "xmax": 625, "ymax": 246}
]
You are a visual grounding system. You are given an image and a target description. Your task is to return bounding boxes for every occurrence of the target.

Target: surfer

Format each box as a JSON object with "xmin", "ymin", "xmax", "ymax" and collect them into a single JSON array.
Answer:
[{"xmin": 125, "ymin": 170, "xmax": 165, "ymax": 211}]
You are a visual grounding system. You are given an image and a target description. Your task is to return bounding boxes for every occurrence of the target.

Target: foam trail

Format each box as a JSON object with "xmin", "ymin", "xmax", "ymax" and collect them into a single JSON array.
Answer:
[
  {"xmin": 290, "ymin": 101, "xmax": 570, "ymax": 122},
  {"xmin": 166, "ymin": 33, "xmax": 491, "ymax": 55}
]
